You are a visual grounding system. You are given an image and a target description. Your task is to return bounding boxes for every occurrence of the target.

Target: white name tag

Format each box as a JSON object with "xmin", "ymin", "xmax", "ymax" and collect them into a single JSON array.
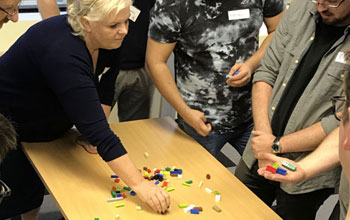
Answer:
[
  {"xmin": 228, "ymin": 9, "xmax": 250, "ymax": 21},
  {"xmin": 129, "ymin": 5, "xmax": 141, "ymax": 22},
  {"xmin": 335, "ymin": 52, "xmax": 347, "ymax": 64},
  {"xmin": 102, "ymin": 67, "xmax": 110, "ymax": 74}
]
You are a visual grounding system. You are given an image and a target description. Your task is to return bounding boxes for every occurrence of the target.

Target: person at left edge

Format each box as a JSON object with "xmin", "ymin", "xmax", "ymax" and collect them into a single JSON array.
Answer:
[
  {"xmin": 0, "ymin": 0, "xmax": 170, "ymax": 219},
  {"xmin": 0, "ymin": 0, "xmax": 19, "ymax": 29}
]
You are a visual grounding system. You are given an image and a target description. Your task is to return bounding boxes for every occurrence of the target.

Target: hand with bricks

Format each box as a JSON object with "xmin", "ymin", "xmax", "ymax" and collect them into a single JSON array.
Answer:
[{"xmin": 256, "ymin": 153, "xmax": 306, "ymax": 184}]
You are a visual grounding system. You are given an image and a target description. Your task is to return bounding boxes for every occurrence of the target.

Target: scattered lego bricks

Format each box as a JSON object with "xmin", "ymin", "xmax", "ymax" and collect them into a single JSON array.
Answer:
[
  {"xmin": 107, "ymin": 168, "xmax": 223, "ymax": 217},
  {"xmin": 144, "ymin": 152, "xmax": 149, "ymax": 158},
  {"xmin": 282, "ymin": 161, "xmax": 297, "ymax": 171}
]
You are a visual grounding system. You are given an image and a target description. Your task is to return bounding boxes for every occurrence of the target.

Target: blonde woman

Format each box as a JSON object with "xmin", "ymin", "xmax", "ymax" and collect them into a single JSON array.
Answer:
[{"xmin": 0, "ymin": 0, "xmax": 170, "ymax": 219}]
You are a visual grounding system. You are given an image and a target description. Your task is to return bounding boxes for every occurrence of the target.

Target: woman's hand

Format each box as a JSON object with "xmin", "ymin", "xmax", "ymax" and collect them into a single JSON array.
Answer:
[{"xmin": 132, "ymin": 179, "xmax": 170, "ymax": 214}]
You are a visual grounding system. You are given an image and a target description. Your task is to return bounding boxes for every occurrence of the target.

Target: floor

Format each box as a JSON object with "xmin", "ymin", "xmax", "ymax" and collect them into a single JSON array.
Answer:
[{"xmin": 13, "ymin": 144, "xmax": 338, "ymax": 220}]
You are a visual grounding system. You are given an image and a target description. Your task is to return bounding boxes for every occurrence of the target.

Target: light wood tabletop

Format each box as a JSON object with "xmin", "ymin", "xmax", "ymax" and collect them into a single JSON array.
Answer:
[{"xmin": 22, "ymin": 117, "xmax": 281, "ymax": 220}]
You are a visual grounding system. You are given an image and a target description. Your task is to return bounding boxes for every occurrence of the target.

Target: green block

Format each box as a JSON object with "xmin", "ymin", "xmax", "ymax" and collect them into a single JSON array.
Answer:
[
  {"xmin": 185, "ymin": 180, "xmax": 193, "ymax": 184},
  {"xmin": 123, "ymin": 186, "xmax": 131, "ymax": 191},
  {"xmin": 165, "ymin": 167, "xmax": 171, "ymax": 171},
  {"xmin": 178, "ymin": 203, "xmax": 188, "ymax": 208},
  {"xmin": 214, "ymin": 190, "xmax": 220, "ymax": 195},
  {"xmin": 111, "ymin": 190, "xmax": 117, "ymax": 198},
  {"xmin": 115, "ymin": 203, "xmax": 125, "ymax": 208},
  {"xmin": 272, "ymin": 162, "xmax": 279, "ymax": 169},
  {"xmin": 167, "ymin": 187, "xmax": 175, "ymax": 192}
]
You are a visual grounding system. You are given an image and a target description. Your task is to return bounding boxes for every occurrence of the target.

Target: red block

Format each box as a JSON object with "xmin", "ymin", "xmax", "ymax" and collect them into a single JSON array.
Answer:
[
  {"xmin": 266, "ymin": 166, "xmax": 277, "ymax": 174},
  {"xmin": 154, "ymin": 169, "xmax": 160, "ymax": 174},
  {"xmin": 206, "ymin": 174, "xmax": 211, "ymax": 179},
  {"xmin": 114, "ymin": 178, "xmax": 120, "ymax": 183},
  {"xmin": 112, "ymin": 186, "xmax": 116, "ymax": 191},
  {"xmin": 162, "ymin": 182, "xmax": 168, "ymax": 187},
  {"xmin": 122, "ymin": 193, "xmax": 126, "ymax": 198},
  {"xmin": 147, "ymin": 169, "xmax": 151, "ymax": 173}
]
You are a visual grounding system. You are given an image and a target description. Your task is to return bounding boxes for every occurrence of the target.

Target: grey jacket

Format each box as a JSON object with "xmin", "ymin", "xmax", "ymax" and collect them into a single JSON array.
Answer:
[{"xmin": 242, "ymin": 0, "xmax": 350, "ymax": 194}]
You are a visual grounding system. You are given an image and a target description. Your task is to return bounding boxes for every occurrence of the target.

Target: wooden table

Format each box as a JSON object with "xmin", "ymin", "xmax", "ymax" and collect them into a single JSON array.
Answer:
[{"xmin": 22, "ymin": 117, "xmax": 281, "ymax": 220}]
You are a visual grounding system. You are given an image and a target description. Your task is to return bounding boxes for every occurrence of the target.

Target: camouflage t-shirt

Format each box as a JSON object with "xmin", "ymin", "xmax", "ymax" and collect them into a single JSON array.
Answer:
[{"xmin": 149, "ymin": 0, "xmax": 286, "ymax": 133}]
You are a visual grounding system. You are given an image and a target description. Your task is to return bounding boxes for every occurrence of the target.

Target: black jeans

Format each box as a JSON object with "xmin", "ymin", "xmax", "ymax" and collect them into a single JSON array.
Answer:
[{"xmin": 235, "ymin": 159, "xmax": 335, "ymax": 220}]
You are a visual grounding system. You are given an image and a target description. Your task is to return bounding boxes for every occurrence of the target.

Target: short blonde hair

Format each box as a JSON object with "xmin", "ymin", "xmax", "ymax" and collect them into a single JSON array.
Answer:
[{"xmin": 68, "ymin": 0, "xmax": 132, "ymax": 37}]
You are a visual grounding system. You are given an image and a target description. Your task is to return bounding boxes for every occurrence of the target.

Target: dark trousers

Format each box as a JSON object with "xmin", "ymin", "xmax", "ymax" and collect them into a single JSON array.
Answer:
[{"xmin": 235, "ymin": 159, "xmax": 335, "ymax": 220}]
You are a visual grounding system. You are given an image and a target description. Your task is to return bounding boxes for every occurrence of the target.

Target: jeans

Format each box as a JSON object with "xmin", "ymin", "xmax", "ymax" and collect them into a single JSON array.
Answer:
[
  {"xmin": 235, "ymin": 160, "xmax": 335, "ymax": 220},
  {"xmin": 176, "ymin": 116, "xmax": 253, "ymax": 158}
]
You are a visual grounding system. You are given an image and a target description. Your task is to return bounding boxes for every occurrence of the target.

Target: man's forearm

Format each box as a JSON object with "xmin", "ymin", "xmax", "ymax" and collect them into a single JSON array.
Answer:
[
  {"xmin": 252, "ymin": 81, "xmax": 273, "ymax": 133},
  {"xmin": 298, "ymin": 127, "xmax": 340, "ymax": 179},
  {"xmin": 146, "ymin": 62, "xmax": 190, "ymax": 118},
  {"xmin": 280, "ymin": 122, "xmax": 327, "ymax": 153}
]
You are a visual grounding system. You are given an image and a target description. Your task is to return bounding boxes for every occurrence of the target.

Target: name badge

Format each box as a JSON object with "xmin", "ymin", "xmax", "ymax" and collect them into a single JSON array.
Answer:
[
  {"xmin": 129, "ymin": 5, "xmax": 141, "ymax": 22},
  {"xmin": 102, "ymin": 67, "xmax": 110, "ymax": 74},
  {"xmin": 335, "ymin": 52, "xmax": 347, "ymax": 64},
  {"xmin": 228, "ymin": 9, "xmax": 250, "ymax": 21}
]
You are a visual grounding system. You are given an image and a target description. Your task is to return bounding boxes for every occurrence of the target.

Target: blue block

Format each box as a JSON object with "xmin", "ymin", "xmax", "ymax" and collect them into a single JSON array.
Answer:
[
  {"xmin": 190, "ymin": 209, "xmax": 199, "ymax": 214},
  {"xmin": 111, "ymin": 175, "xmax": 119, "ymax": 178},
  {"xmin": 130, "ymin": 190, "xmax": 136, "ymax": 196},
  {"xmin": 276, "ymin": 167, "xmax": 287, "ymax": 175},
  {"xmin": 155, "ymin": 181, "xmax": 160, "ymax": 185}
]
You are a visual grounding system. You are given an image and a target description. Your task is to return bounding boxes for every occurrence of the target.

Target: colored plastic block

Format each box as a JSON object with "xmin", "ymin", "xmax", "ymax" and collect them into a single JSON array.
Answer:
[
  {"xmin": 166, "ymin": 167, "xmax": 171, "ymax": 171},
  {"xmin": 111, "ymin": 190, "xmax": 117, "ymax": 198},
  {"xmin": 206, "ymin": 174, "xmax": 211, "ymax": 179},
  {"xmin": 276, "ymin": 167, "xmax": 287, "ymax": 175},
  {"xmin": 212, "ymin": 205, "xmax": 222, "ymax": 213},
  {"xmin": 185, "ymin": 180, "xmax": 193, "ymax": 184},
  {"xmin": 282, "ymin": 161, "xmax": 297, "ymax": 171},
  {"xmin": 193, "ymin": 207, "xmax": 203, "ymax": 211},
  {"xmin": 214, "ymin": 190, "xmax": 220, "ymax": 195},
  {"xmin": 205, "ymin": 187, "xmax": 213, "ymax": 193},
  {"xmin": 155, "ymin": 181, "xmax": 160, "ymax": 185},
  {"xmin": 136, "ymin": 205, "xmax": 142, "ymax": 211},
  {"xmin": 272, "ymin": 162, "xmax": 279, "ymax": 169},
  {"xmin": 178, "ymin": 203, "xmax": 188, "ymax": 208},
  {"xmin": 266, "ymin": 165, "xmax": 277, "ymax": 174},
  {"xmin": 144, "ymin": 152, "xmax": 149, "ymax": 158},
  {"xmin": 123, "ymin": 186, "xmax": 131, "ymax": 191},
  {"xmin": 167, "ymin": 187, "xmax": 175, "ymax": 192},
  {"xmin": 215, "ymin": 194, "xmax": 221, "ymax": 202},
  {"xmin": 115, "ymin": 204, "xmax": 125, "ymax": 208},
  {"xmin": 190, "ymin": 209, "xmax": 200, "ymax": 214},
  {"xmin": 114, "ymin": 178, "xmax": 120, "ymax": 183},
  {"xmin": 111, "ymin": 175, "xmax": 119, "ymax": 178},
  {"xmin": 182, "ymin": 182, "xmax": 191, "ymax": 187},
  {"xmin": 198, "ymin": 181, "xmax": 203, "ymax": 188},
  {"xmin": 107, "ymin": 197, "xmax": 123, "ymax": 202}
]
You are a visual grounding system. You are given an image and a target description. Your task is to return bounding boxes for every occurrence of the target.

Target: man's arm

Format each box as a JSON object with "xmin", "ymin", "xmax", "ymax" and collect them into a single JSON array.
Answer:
[
  {"xmin": 37, "ymin": 0, "xmax": 60, "ymax": 19},
  {"xmin": 257, "ymin": 127, "xmax": 340, "ymax": 183},
  {"xmin": 227, "ymin": 9, "xmax": 287, "ymax": 87},
  {"xmin": 145, "ymin": 38, "xmax": 211, "ymax": 136}
]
